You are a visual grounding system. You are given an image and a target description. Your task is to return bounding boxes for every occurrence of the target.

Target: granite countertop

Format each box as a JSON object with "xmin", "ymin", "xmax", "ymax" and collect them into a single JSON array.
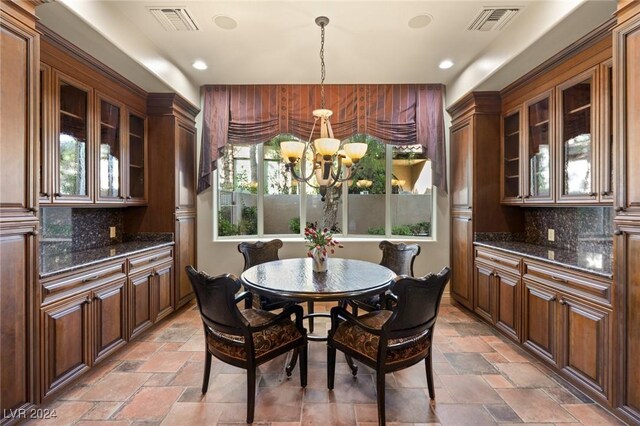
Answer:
[
  {"xmin": 474, "ymin": 240, "xmax": 613, "ymax": 279},
  {"xmin": 40, "ymin": 239, "xmax": 174, "ymax": 279}
]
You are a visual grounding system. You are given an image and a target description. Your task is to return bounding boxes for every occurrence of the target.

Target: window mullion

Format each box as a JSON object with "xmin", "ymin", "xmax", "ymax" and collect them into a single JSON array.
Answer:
[
  {"xmin": 385, "ymin": 144, "xmax": 392, "ymax": 237},
  {"xmin": 257, "ymin": 144, "xmax": 264, "ymax": 237}
]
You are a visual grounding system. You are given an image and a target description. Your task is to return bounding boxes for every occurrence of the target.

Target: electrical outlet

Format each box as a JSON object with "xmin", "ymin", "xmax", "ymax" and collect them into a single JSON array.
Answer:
[
  {"xmin": 109, "ymin": 226, "xmax": 116, "ymax": 239},
  {"xmin": 548, "ymin": 228, "xmax": 555, "ymax": 242}
]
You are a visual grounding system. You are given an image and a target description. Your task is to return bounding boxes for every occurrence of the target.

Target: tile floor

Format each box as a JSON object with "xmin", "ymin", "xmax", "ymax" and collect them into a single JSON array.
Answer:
[{"xmin": 27, "ymin": 301, "xmax": 625, "ymax": 425}]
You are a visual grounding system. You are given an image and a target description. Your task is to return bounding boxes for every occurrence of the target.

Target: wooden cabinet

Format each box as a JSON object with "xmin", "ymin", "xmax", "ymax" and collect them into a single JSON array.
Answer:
[
  {"xmin": 93, "ymin": 279, "xmax": 127, "ymax": 363},
  {"xmin": 522, "ymin": 279, "xmax": 558, "ymax": 364},
  {"xmin": 524, "ymin": 90, "xmax": 554, "ymax": 203},
  {"xmin": 41, "ymin": 292, "xmax": 92, "ymax": 398},
  {"xmin": 557, "ymin": 68, "xmax": 598, "ymax": 203},
  {"xmin": 39, "ymin": 28, "xmax": 148, "ymax": 206},
  {"xmin": 474, "ymin": 248, "xmax": 521, "ymax": 342},
  {"xmin": 1, "ymin": 1, "xmax": 40, "ymax": 420},
  {"xmin": 501, "ymin": 108, "xmax": 522, "ymax": 203},
  {"xmin": 613, "ymin": 3, "xmax": 640, "ymax": 422},
  {"xmin": 451, "ymin": 118, "xmax": 472, "ymax": 210},
  {"xmin": 155, "ymin": 261, "xmax": 174, "ymax": 322},
  {"xmin": 451, "ymin": 215, "xmax": 473, "ymax": 309},
  {"xmin": 598, "ymin": 60, "xmax": 614, "ymax": 203},
  {"xmin": 128, "ymin": 271, "xmax": 153, "ymax": 339},
  {"xmin": 96, "ymin": 93, "xmax": 125, "ymax": 204},
  {"xmin": 175, "ymin": 215, "xmax": 196, "ymax": 308}
]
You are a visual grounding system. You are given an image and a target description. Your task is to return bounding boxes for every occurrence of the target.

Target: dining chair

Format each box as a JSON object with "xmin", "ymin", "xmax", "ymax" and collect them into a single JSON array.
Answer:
[
  {"xmin": 327, "ymin": 267, "xmax": 451, "ymax": 425},
  {"xmin": 238, "ymin": 239, "xmax": 316, "ymax": 332},
  {"xmin": 186, "ymin": 266, "xmax": 308, "ymax": 424},
  {"xmin": 347, "ymin": 240, "xmax": 421, "ymax": 314}
]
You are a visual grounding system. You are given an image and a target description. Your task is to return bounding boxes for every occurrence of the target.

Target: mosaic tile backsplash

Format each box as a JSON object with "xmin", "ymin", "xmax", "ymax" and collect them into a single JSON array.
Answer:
[{"xmin": 40, "ymin": 208, "xmax": 124, "ymax": 251}]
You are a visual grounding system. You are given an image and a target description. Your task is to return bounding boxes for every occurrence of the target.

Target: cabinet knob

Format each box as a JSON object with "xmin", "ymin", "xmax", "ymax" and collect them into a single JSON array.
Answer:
[
  {"xmin": 549, "ymin": 296, "xmax": 557, "ymax": 302},
  {"xmin": 600, "ymin": 191, "xmax": 609, "ymax": 196},
  {"xmin": 126, "ymin": 196, "xmax": 132, "ymax": 200},
  {"xmin": 614, "ymin": 229, "xmax": 623, "ymax": 236},
  {"xmin": 516, "ymin": 195, "xmax": 522, "ymax": 199},
  {"xmin": 550, "ymin": 275, "xmax": 568, "ymax": 284},
  {"xmin": 559, "ymin": 298, "xmax": 567, "ymax": 305},
  {"xmin": 615, "ymin": 206, "xmax": 624, "ymax": 212},
  {"xmin": 40, "ymin": 192, "xmax": 49, "ymax": 197},
  {"xmin": 524, "ymin": 195, "xmax": 531, "ymax": 199},
  {"xmin": 29, "ymin": 207, "xmax": 38, "ymax": 213},
  {"xmin": 176, "ymin": 206, "xmax": 181, "ymax": 210},
  {"xmin": 84, "ymin": 296, "xmax": 92, "ymax": 304},
  {"xmin": 118, "ymin": 195, "xmax": 125, "ymax": 200},
  {"xmin": 53, "ymin": 192, "xmax": 61, "ymax": 197},
  {"xmin": 589, "ymin": 192, "xmax": 597, "ymax": 197},
  {"xmin": 82, "ymin": 275, "xmax": 100, "ymax": 283},
  {"xmin": 29, "ymin": 230, "xmax": 39, "ymax": 236}
]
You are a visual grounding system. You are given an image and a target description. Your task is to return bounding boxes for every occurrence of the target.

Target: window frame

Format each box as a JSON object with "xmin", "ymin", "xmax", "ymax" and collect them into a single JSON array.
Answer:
[{"xmin": 214, "ymin": 142, "xmax": 437, "ymax": 242}]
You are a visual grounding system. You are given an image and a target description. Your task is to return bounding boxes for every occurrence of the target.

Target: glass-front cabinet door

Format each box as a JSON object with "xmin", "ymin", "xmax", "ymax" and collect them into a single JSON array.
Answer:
[
  {"xmin": 96, "ymin": 94, "xmax": 124, "ymax": 203},
  {"xmin": 524, "ymin": 90, "xmax": 554, "ymax": 203},
  {"xmin": 53, "ymin": 72, "xmax": 92, "ymax": 203},
  {"xmin": 501, "ymin": 108, "xmax": 522, "ymax": 203},
  {"xmin": 40, "ymin": 64, "xmax": 52, "ymax": 204},
  {"xmin": 557, "ymin": 68, "xmax": 597, "ymax": 202},
  {"xmin": 126, "ymin": 111, "xmax": 147, "ymax": 204}
]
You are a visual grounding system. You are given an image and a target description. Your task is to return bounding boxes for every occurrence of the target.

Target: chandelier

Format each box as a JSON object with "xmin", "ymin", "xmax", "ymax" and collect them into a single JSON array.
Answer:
[{"xmin": 280, "ymin": 16, "xmax": 368, "ymax": 201}]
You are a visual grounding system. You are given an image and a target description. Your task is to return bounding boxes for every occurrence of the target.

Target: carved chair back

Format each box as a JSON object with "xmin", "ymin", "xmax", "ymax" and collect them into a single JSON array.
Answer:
[
  {"xmin": 379, "ymin": 240, "xmax": 421, "ymax": 276},
  {"xmin": 238, "ymin": 239, "xmax": 284, "ymax": 271}
]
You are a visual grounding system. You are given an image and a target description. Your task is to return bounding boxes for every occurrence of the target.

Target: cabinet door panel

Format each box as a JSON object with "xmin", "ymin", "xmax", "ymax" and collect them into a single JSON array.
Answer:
[
  {"xmin": 451, "ymin": 121, "xmax": 472, "ymax": 209},
  {"xmin": 0, "ymin": 19, "xmax": 37, "ymax": 218},
  {"xmin": 473, "ymin": 262, "xmax": 493, "ymax": 322},
  {"xmin": 177, "ymin": 123, "xmax": 196, "ymax": 210},
  {"xmin": 523, "ymin": 280, "xmax": 557, "ymax": 364},
  {"xmin": 524, "ymin": 91, "xmax": 554, "ymax": 203},
  {"xmin": 501, "ymin": 108, "xmax": 522, "ymax": 203},
  {"xmin": 0, "ymin": 228, "xmax": 36, "ymax": 412},
  {"xmin": 94, "ymin": 279, "xmax": 127, "ymax": 363},
  {"xmin": 451, "ymin": 215, "xmax": 472, "ymax": 309},
  {"xmin": 559, "ymin": 295, "xmax": 609, "ymax": 397},
  {"xmin": 495, "ymin": 271, "xmax": 520, "ymax": 342},
  {"xmin": 126, "ymin": 111, "xmax": 147, "ymax": 204},
  {"xmin": 96, "ymin": 94, "xmax": 124, "ymax": 203},
  {"xmin": 557, "ymin": 68, "xmax": 598, "ymax": 203},
  {"xmin": 129, "ymin": 272, "xmax": 152, "ymax": 339},
  {"xmin": 155, "ymin": 262, "xmax": 174, "ymax": 322},
  {"xmin": 175, "ymin": 215, "xmax": 196, "ymax": 308},
  {"xmin": 599, "ymin": 60, "xmax": 614, "ymax": 203},
  {"xmin": 42, "ymin": 294, "xmax": 91, "ymax": 397}
]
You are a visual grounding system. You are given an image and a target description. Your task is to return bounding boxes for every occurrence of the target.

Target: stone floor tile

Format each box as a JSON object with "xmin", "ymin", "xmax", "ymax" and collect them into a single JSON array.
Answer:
[
  {"xmin": 328, "ymin": 374, "xmax": 377, "ymax": 404},
  {"xmin": 393, "ymin": 362, "xmax": 430, "ymax": 388},
  {"xmin": 115, "ymin": 360, "xmax": 145, "ymax": 372},
  {"xmin": 136, "ymin": 351, "xmax": 192, "ymax": 373},
  {"xmin": 28, "ymin": 401, "xmax": 94, "ymax": 426},
  {"xmin": 447, "ymin": 336, "xmax": 496, "ymax": 353},
  {"xmin": 169, "ymin": 361, "xmax": 210, "ymax": 387},
  {"xmin": 482, "ymin": 352, "xmax": 510, "ymax": 364},
  {"xmin": 384, "ymin": 388, "xmax": 439, "ymax": 423},
  {"xmin": 488, "ymin": 342, "xmax": 530, "ymax": 363},
  {"xmin": 177, "ymin": 333, "xmax": 205, "ymax": 352},
  {"xmin": 431, "ymin": 403, "xmax": 496, "ymax": 426},
  {"xmin": 75, "ymin": 421, "xmax": 131, "ymax": 426},
  {"xmin": 496, "ymin": 388, "xmax": 577, "ymax": 423},
  {"xmin": 153, "ymin": 325, "xmax": 197, "ymax": 343},
  {"xmin": 81, "ymin": 401, "xmax": 123, "ymax": 420},
  {"xmin": 543, "ymin": 387, "xmax": 592, "ymax": 404},
  {"xmin": 482, "ymin": 374, "xmax": 515, "ymax": 389},
  {"xmin": 438, "ymin": 375, "xmax": 504, "ymax": 404},
  {"xmin": 301, "ymin": 403, "xmax": 356, "ymax": 425},
  {"xmin": 495, "ymin": 363, "xmax": 558, "ymax": 388},
  {"xmin": 114, "ymin": 386, "xmax": 183, "ymax": 421},
  {"xmin": 77, "ymin": 372, "xmax": 152, "ymax": 402},
  {"xmin": 144, "ymin": 373, "xmax": 176, "ymax": 387},
  {"xmin": 117, "ymin": 342, "xmax": 165, "ymax": 361},
  {"xmin": 444, "ymin": 353, "xmax": 499, "ymax": 374},
  {"xmin": 159, "ymin": 402, "xmax": 223, "ymax": 425},
  {"xmin": 484, "ymin": 404, "xmax": 523, "ymax": 422},
  {"xmin": 561, "ymin": 403, "xmax": 624, "ymax": 425},
  {"xmin": 303, "ymin": 387, "xmax": 331, "ymax": 402}
]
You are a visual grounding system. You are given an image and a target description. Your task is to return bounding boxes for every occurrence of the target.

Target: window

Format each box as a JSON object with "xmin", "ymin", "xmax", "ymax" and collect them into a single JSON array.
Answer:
[{"xmin": 216, "ymin": 135, "xmax": 434, "ymax": 239}]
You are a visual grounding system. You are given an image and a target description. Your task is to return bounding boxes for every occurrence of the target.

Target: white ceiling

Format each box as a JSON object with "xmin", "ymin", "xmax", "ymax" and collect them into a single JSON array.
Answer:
[{"xmin": 36, "ymin": 0, "xmax": 616, "ymax": 107}]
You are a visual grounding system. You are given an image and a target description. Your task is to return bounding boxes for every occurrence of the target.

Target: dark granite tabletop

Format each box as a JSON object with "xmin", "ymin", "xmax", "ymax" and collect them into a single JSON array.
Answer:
[
  {"xmin": 241, "ymin": 258, "xmax": 396, "ymax": 301},
  {"xmin": 474, "ymin": 240, "xmax": 613, "ymax": 279},
  {"xmin": 40, "ymin": 240, "xmax": 174, "ymax": 279}
]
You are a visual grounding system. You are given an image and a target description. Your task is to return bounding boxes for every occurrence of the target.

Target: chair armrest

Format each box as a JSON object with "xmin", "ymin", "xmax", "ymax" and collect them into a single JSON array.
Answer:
[
  {"xmin": 329, "ymin": 306, "xmax": 383, "ymax": 336},
  {"xmin": 235, "ymin": 291, "xmax": 253, "ymax": 305},
  {"xmin": 248, "ymin": 304, "xmax": 304, "ymax": 333},
  {"xmin": 382, "ymin": 293, "xmax": 398, "ymax": 310}
]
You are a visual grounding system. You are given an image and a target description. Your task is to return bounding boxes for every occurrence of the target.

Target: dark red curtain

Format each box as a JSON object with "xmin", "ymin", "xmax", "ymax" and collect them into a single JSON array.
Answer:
[{"xmin": 198, "ymin": 84, "xmax": 446, "ymax": 193}]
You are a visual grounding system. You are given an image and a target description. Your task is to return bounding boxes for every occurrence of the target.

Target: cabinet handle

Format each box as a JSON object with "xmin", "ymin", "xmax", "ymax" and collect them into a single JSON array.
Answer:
[
  {"xmin": 600, "ymin": 191, "xmax": 609, "ymax": 196},
  {"xmin": 84, "ymin": 296, "xmax": 92, "ymax": 304},
  {"xmin": 516, "ymin": 195, "xmax": 522, "ymax": 199},
  {"xmin": 29, "ymin": 207, "xmax": 38, "ymax": 213},
  {"xmin": 559, "ymin": 298, "xmax": 567, "ymax": 305},
  {"xmin": 29, "ymin": 230, "xmax": 39, "ymax": 236},
  {"xmin": 589, "ymin": 192, "xmax": 597, "ymax": 197},
  {"xmin": 82, "ymin": 275, "xmax": 100, "ymax": 283},
  {"xmin": 550, "ymin": 275, "xmax": 568, "ymax": 284},
  {"xmin": 549, "ymin": 296, "xmax": 557, "ymax": 302},
  {"xmin": 118, "ymin": 195, "xmax": 125, "ymax": 200},
  {"xmin": 615, "ymin": 206, "xmax": 624, "ymax": 212},
  {"xmin": 148, "ymin": 256, "xmax": 160, "ymax": 263},
  {"xmin": 40, "ymin": 192, "xmax": 49, "ymax": 197},
  {"xmin": 614, "ymin": 229, "xmax": 623, "ymax": 236},
  {"xmin": 176, "ymin": 206, "xmax": 180, "ymax": 210},
  {"xmin": 126, "ymin": 196, "xmax": 132, "ymax": 200},
  {"xmin": 489, "ymin": 257, "xmax": 501, "ymax": 264},
  {"xmin": 54, "ymin": 192, "xmax": 61, "ymax": 197},
  {"xmin": 524, "ymin": 194, "xmax": 531, "ymax": 199}
]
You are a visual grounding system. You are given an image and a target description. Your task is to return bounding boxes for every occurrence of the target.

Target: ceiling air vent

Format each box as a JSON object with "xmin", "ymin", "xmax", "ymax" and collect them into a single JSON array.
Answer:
[
  {"xmin": 147, "ymin": 7, "xmax": 199, "ymax": 31},
  {"xmin": 467, "ymin": 7, "xmax": 521, "ymax": 31}
]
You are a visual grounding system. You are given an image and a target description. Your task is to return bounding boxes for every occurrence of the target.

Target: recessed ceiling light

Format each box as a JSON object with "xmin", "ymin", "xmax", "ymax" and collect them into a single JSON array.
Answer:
[
  {"xmin": 192, "ymin": 60, "xmax": 208, "ymax": 70},
  {"xmin": 439, "ymin": 60, "xmax": 454, "ymax": 69},
  {"xmin": 213, "ymin": 15, "xmax": 238, "ymax": 30},
  {"xmin": 408, "ymin": 14, "xmax": 433, "ymax": 29}
]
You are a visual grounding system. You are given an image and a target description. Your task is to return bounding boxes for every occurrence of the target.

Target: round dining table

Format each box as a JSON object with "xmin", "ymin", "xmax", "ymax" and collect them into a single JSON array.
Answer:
[{"xmin": 240, "ymin": 257, "xmax": 396, "ymax": 375}]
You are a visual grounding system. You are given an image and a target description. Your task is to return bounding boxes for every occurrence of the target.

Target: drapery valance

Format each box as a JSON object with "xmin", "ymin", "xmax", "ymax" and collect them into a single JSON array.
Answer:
[{"xmin": 198, "ymin": 84, "xmax": 446, "ymax": 193}]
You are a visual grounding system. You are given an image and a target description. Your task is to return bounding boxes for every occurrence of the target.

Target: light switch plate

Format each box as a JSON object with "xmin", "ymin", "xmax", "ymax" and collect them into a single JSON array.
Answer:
[
  {"xmin": 548, "ymin": 228, "xmax": 555, "ymax": 242},
  {"xmin": 109, "ymin": 226, "xmax": 116, "ymax": 238}
]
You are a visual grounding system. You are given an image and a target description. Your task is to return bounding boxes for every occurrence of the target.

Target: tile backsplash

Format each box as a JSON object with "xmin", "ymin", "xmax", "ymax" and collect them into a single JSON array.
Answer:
[
  {"xmin": 524, "ymin": 207, "xmax": 613, "ymax": 252},
  {"xmin": 40, "ymin": 208, "xmax": 124, "ymax": 251}
]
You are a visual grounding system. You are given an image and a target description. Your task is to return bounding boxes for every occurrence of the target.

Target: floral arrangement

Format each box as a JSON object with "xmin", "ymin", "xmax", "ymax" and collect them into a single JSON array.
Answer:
[{"xmin": 304, "ymin": 223, "xmax": 343, "ymax": 261}]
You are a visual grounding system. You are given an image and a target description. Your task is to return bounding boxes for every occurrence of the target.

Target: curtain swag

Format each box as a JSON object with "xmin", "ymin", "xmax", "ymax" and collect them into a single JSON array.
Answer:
[{"xmin": 198, "ymin": 84, "xmax": 447, "ymax": 193}]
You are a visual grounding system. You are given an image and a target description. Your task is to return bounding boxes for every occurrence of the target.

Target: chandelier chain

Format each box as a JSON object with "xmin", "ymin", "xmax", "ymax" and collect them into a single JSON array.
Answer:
[{"xmin": 319, "ymin": 22, "xmax": 326, "ymax": 109}]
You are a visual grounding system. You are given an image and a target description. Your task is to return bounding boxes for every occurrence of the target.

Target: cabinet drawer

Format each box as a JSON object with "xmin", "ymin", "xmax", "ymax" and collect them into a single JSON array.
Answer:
[
  {"xmin": 41, "ymin": 260, "xmax": 126, "ymax": 306},
  {"xmin": 128, "ymin": 247, "xmax": 173, "ymax": 276},
  {"xmin": 523, "ymin": 260, "xmax": 611, "ymax": 306},
  {"xmin": 475, "ymin": 247, "xmax": 521, "ymax": 275}
]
